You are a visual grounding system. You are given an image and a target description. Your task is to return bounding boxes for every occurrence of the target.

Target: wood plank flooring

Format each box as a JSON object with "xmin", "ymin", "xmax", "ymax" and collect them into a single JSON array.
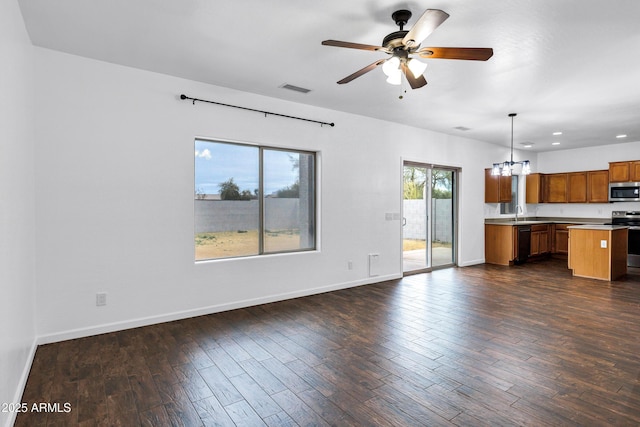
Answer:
[{"xmin": 15, "ymin": 258, "xmax": 640, "ymax": 426}]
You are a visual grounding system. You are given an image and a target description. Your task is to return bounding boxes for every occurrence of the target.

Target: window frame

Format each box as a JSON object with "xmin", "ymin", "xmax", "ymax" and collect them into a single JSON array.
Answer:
[
  {"xmin": 500, "ymin": 174, "xmax": 519, "ymax": 215},
  {"xmin": 195, "ymin": 138, "xmax": 317, "ymax": 262}
]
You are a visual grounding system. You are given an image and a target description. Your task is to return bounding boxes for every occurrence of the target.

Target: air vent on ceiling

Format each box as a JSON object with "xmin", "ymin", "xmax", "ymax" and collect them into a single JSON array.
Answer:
[
  {"xmin": 454, "ymin": 126, "xmax": 471, "ymax": 131},
  {"xmin": 280, "ymin": 83, "xmax": 312, "ymax": 94}
]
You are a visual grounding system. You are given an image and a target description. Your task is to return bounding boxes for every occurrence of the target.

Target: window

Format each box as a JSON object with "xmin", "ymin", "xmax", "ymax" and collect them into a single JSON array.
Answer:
[
  {"xmin": 500, "ymin": 175, "xmax": 519, "ymax": 214},
  {"xmin": 194, "ymin": 139, "xmax": 315, "ymax": 261}
]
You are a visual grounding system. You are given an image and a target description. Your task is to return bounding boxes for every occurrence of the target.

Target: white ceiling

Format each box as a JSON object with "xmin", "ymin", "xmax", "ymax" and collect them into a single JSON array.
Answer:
[{"xmin": 17, "ymin": 0, "xmax": 640, "ymax": 152}]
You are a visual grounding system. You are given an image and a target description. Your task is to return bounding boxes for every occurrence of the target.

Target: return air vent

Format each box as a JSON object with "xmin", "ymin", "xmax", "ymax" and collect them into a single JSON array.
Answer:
[{"xmin": 280, "ymin": 83, "xmax": 312, "ymax": 94}]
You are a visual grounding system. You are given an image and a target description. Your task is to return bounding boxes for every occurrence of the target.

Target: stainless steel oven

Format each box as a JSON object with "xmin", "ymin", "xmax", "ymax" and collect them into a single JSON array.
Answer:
[{"xmin": 610, "ymin": 211, "xmax": 640, "ymax": 267}]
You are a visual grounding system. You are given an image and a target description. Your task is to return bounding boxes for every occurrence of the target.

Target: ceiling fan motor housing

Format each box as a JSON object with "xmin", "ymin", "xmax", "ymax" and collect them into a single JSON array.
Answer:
[{"xmin": 382, "ymin": 30, "xmax": 409, "ymax": 49}]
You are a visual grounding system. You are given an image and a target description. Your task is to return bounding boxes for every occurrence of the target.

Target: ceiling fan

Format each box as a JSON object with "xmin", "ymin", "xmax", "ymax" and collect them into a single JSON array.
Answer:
[{"xmin": 322, "ymin": 9, "xmax": 493, "ymax": 89}]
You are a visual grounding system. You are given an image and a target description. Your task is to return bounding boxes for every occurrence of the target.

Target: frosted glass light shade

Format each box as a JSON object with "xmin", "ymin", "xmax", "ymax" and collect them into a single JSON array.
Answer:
[
  {"xmin": 407, "ymin": 58, "xmax": 427, "ymax": 78},
  {"xmin": 386, "ymin": 70, "xmax": 402, "ymax": 85},
  {"xmin": 382, "ymin": 56, "xmax": 400, "ymax": 77}
]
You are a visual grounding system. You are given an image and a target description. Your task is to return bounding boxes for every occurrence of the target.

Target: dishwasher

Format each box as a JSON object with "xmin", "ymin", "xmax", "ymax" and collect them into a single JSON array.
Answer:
[{"xmin": 515, "ymin": 225, "xmax": 531, "ymax": 264}]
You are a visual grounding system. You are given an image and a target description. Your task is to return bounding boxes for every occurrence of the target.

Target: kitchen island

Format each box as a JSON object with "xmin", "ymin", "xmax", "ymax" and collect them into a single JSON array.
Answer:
[{"xmin": 568, "ymin": 225, "xmax": 628, "ymax": 281}]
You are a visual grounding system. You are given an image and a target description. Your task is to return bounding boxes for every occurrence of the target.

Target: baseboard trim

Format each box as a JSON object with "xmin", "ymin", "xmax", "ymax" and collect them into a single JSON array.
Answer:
[
  {"xmin": 458, "ymin": 258, "xmax": 485, "ymax": 267},
  {"xmin": 37, "ymin": 273, "xmax": 402, "ymax": 345},
  {"xmin": 6, "ymin": 337, "xmax": 38, "ymax": 427}
]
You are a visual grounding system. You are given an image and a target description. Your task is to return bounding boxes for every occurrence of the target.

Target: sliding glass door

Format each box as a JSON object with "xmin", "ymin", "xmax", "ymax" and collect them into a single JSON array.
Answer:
[{"xmin": 403, "ymin": 162, "xmax": 457, "ymax": 274}]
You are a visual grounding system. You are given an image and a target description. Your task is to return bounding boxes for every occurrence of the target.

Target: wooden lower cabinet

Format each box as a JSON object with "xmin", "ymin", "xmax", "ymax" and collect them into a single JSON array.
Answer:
[
  {"xmin": 568, "ymin": 226, "xmax": 628, "ymax": 280},
  {"xmin": 552, "ymin": 224, "xmax": 573, "ymax": 254},
  {"xmin": 485, "ymin": 225, "xmax": 515, "ymax": 265},
  {"xmin": 530, "ymin": 224, "xmax": 550, "ymax": 256}
]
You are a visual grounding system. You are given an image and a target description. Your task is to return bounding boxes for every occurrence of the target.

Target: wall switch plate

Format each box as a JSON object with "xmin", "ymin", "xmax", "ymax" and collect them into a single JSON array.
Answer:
[
  {"xmin": 600, "ymin": 240, "xmax": 607, "ymax": 248},
  {"xmin": 96, "ymin": 292, "xmax": 107, "ymax": 306}
]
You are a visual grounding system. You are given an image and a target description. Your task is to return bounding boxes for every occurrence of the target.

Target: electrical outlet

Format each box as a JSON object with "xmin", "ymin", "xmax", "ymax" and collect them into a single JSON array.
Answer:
[
  {"xmin": 96, "ymin": 292, "xmax": 107, "ymax": 306},
  {"xmin": 348, "ymin": 260, "xmax": 353, "ymax": 270},
  {"xmin": 600, "ymin": 240, "xmax": 607, "ymax": 249}
]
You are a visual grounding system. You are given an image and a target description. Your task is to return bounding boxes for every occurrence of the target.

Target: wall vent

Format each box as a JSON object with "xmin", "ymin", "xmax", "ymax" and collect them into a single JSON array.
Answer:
[{"xmin": 280, "ymin": 83, "xmax": 312, "ymax": 94}]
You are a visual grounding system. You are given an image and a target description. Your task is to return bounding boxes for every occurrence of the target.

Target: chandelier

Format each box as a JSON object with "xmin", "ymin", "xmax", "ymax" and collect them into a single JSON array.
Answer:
[{"xmin": 491, "ymin": 113, "xmax": 531, "ymax": 176}]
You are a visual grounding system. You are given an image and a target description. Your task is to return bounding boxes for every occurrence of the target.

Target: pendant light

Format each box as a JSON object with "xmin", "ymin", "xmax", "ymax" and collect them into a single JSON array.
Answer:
[{"xmin": 491, "ymin": 113, "xmax": 531, "ymax": 176}]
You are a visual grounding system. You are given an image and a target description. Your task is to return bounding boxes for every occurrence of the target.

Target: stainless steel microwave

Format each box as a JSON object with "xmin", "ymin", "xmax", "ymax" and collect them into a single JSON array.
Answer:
[{"xmin": 609, "ymin": 182, "xmax": 640, "ymax": 202}]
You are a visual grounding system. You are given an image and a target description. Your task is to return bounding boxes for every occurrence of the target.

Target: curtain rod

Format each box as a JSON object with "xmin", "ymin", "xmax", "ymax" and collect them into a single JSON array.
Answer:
[{"xmin": 180, "ymin": 94, "xmax": 335, "ymax": 127}]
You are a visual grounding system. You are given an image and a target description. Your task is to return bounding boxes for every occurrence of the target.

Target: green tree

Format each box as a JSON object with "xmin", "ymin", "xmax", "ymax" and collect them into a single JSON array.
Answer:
[
  {"xmin": 275, "ymin": 182, "xmax": 299, "ymax": 198},
  {"xmin": 432, "ymin": 170, "xmax": 452, "ymax": 199},
  {"xmin": 404, "ymin": 166, "xmax": 426, "ymax": 199},
  {"xmin": 219, "ymin": 178, "xmax": 241, "ymax": 200}
]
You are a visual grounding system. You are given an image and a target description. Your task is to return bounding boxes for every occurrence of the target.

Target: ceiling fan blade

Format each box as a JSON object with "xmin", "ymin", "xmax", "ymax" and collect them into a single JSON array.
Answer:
[
  {"xmin": 401, "ymin": 63, "xmax": 427, "ymax": 89},
  {"xmin": 402, "ymin": 9, "xmax": 450, "ymax": 48},
  {"xmin": 322, "ymin": 39, "xmax": 388, "ymax": 52},
  {"xmin": 417, "ymin": 47, "xmax": 494, "ymax": 61},
  {"xmin": 336, "ymin": 59, "xmax": 387, "ymax": 84}
]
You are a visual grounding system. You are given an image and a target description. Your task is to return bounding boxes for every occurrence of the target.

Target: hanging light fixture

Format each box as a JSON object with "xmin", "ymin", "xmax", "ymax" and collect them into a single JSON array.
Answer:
[{"xmin": 491, "ymin": 113, "xmax": 531, "ymax": 176}]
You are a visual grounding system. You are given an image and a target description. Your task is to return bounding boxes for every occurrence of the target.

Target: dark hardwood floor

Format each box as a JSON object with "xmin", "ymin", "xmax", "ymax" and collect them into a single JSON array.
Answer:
[{"xmin": 15, "ymin": 258, "xmax": 640, "ymax": 426}]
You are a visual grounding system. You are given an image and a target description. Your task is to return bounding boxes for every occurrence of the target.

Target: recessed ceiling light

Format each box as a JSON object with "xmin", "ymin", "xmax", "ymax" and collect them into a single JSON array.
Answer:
[
  {"xmin": 523, "ymin": 144, "xmax": 533, "ymax": 148},
  {"xmin": 616, "ymin": 134, "xmax": 627, "ymax": 139},
  {"xmin": 454, "ymin": 126, "xmax": 471, "ymax": 131},
  {"xmin": 553, "ymin": 131, "xmax": 563, "ymax": 136},
  {"xmin": 552, "ymin": 142, "xmax": 561, "ymax": 146}
]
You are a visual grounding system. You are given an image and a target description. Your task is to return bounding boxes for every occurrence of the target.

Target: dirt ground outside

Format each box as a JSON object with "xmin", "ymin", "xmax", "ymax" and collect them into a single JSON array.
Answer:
[
  {"xmin": 403, "ymin": 239, "xmax": 452, "ymax": 251},
  {"xmin": 195, "ymin": 229, "xmax": 301, "ymax": 260}
]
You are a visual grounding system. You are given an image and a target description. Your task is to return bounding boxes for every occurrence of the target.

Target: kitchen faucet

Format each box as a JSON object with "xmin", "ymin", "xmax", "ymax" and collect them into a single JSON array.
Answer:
[{"xmin": 515, "ymin": 205, "xmax": 523, "ymax": 222}]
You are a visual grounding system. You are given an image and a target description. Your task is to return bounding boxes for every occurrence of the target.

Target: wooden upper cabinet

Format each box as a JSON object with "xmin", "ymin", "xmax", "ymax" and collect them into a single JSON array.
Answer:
[
  {"xmin": 485, "ymin": 169, "xmax": 512, "ymax": 203},
  {"xmin": 567, "ymin": 172, "xmax": 587, "ymax": 203},
  {"xmin": 609, "ymin": 162, "xmax": 630, "ymax": 182},
  {"xmin": 632, "ymin": 161, "xmax": 640, "ymax": 181},
  {"xmin": 609, "ymin": 160, "xmax": 640, "ymax": 183},
  {"xmin": 587, "ymin": 170, "xmax": 609, "ymax": 203},
  {"xmin": 526, "ymin": 173, "xmax": 545, "ymax": 203},
  {"xmin": 546, "ymin": 173, "xmax": 568, "ymax": 203}
]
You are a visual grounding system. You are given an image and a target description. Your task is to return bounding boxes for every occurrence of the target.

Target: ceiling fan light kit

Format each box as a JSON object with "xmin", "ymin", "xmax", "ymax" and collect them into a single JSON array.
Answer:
[{"xmin": 321, "ymin": 8, "xmax": 493, "ymax": 90}]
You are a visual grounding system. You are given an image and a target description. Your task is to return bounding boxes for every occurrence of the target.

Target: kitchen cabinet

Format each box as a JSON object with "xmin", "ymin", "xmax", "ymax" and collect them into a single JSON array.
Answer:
[
  {"xmin": 485, "ymin": 224, "xmax": 515, "ymax": 265},
  {"xmin": 552, "ymin": 223, "xmax": 573, "ymax": 254},
  {"xmin": 530, "ymin": 224, "xmax": 550, "ymax": 256},
  {"xmin": 587, "ymin": 170, "xmax": 609, "ymax": 203},
  {"xmin": 609, "ymin": 160, "xmax": 640, "ymax": 183},
  {"xmin": 567, "ymin": 172, "xmax": 587, "ymax": 203},
  {"xmin": 485, "ymin": 168, "xmax": 512, "ymax": 203},
  {"xmin": 568, "ymin": 225, "xmax": 628, "ymax": 280},
  {"xmin": 546, "ymin": 173, "xmax": 568, "ymax": 203},
  {"xmin": 526, "ymin": 173, "xmax": 545, "ymax": 203}
]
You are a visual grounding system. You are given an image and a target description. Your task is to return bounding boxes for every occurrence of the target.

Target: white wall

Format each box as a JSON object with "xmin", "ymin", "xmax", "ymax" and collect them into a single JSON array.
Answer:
[
  {"xmin": 534, "ymin": 141, "xmax": 640, "ymax": 218},
  {"xmin": 32, "ymin": 47, "xmax": 503, "ymax": 342},
  {"xmin": 0, "ymin": 1, "xmax": 36, "ymax": 426}
]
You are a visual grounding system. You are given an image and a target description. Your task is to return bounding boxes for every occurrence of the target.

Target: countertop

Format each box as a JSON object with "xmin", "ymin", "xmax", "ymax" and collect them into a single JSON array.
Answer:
[
  {"xmin": 485, "ymin": 217, "xmax": 608, "ymax": 226},
  {"xmin": 567, "ymin": 224, "xmax": 629, "ymax": 230}
]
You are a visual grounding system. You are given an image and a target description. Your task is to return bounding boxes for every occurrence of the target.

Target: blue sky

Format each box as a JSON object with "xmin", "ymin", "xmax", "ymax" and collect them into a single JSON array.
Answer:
[{"xmin": 195, "ymin": 140, "xmax": 301, "ymax": 196}]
